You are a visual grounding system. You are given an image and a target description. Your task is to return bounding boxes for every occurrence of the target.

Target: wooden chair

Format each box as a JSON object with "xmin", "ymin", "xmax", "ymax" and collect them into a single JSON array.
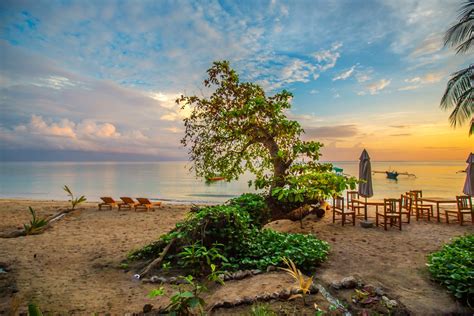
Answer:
[
  {"xmin": 332, "ymin": 196, "xmax": 355, "ymax": 226},
  {"xmin": 135, "ymin": 198, "xmax": 162, "ymax": 211},
  {"xmin": 409, "ymin": 191, "xmax": 432, "ymax": 221},
  {"xmin": 376, "ymin": 198, "xmax": 402, "ymax": 230},
  {"xmin": 445, "ymin": 196, "xmax": 473, "ymax": 225},
  {"xmin": 346, "ymin": 191, "xmax": 365, "ymax": 216},
  {"xmin": 400, "ymin": 194, "xmax": 412, "ymax": 223},
  {"xmin": 98, "ymin": 197, "xmax": 117, "ymax": 210},
  {"xmin": 119, "ymin": 197, "xmax": 138, "ymax": 210}
]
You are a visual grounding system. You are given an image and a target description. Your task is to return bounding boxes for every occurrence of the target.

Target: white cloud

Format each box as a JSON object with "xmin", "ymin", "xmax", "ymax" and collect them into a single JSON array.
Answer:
[
  {"xmin": 333, "ymin": 65, "xmax": 356, "ymax": 81},
  {"xmin": 363, "ymin": 79, "xmax": 391, "ymax": 95},
  {"xmin": 313, "ymin": 42, "xmax": 342, "ymax": 72}
]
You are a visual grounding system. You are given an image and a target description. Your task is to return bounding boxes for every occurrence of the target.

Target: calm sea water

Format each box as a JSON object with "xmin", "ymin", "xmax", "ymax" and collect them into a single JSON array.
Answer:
[{"xmin": 0, "ymin": 161, "xmax": 467, "ymax": 203}]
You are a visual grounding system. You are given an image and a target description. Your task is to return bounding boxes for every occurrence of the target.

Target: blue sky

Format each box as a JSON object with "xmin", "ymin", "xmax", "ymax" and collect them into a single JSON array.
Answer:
[{"xmin": 0, "ymin": 0, "xmax": 471, "ymax": 161}]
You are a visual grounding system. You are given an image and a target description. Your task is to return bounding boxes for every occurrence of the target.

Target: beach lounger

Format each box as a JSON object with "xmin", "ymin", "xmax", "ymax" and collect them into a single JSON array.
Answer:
[
  {"xmin": 135, "ymin": 198, "xmax": 162, "ymax": 211},
  {"xmin": 98, "ymin": 197, "xmax": 117, "ymax": 210},
  {"xmin": 119, "ymin": 197, "xmax": 138, "ymax": 210}
]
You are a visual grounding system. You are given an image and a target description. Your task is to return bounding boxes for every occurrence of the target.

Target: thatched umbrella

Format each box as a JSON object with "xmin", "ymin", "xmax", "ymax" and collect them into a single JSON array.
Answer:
[
  {"xmin": 463, "ymin": 153, "xmax": 474, "ymax": 196},
  {"xmin": 358, "ymin": 149, "xmax": 373, "ymax": 222}
]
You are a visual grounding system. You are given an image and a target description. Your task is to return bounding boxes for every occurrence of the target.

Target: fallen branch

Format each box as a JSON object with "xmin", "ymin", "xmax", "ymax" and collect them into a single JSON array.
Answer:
[{"xmin": 139, "ymin": 236, "xmax": 177, "ymax": 278}]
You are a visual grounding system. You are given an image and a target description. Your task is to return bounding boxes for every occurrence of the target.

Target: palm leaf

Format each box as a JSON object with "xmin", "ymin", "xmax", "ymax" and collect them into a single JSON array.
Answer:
[{"xmin": 444, "ymin": 1, "xmax": 474, "ymax": 54}]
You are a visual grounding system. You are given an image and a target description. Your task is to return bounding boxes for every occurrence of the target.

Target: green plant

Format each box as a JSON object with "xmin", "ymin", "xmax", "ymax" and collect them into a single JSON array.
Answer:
[
  {"xmin": 249, "ymin": 303, "xmax": 276, "ymax": 316},
  {"xmin": 207, "ymin": 263, "xmax": 225, "ymax": 285},
  {"xmin": 162, "ymin": 261, "xmax": 171, "ymax": 271},
  {"xmin": 165, "ymin": 276, "xmax": 206, "ymax": 315},
  {"xmin": 178, "ymin": 242, "xmax": 228, "ymax": 274},
  {"xmin": 23, "ymin": 207, "xmax": 48, "ymax": 235},
  {"xmin": 228, "ymin": 193, "xmax": 270, "ymax": 227},
  {"xmin": 148, "ymin": 287, "xmax": 165, "ymax": 298},
  {"xmin": 27, "ymin": 303, "xmax": 43, "ymax": 316},
  {"xmin": 63, "ymin": 185, "xmax": 86, "ymax": 210},
  {"xmin": 427, "ymin": 234, "xmax": 474, "ymax": 305},
  {"xmin": 279, "ymin": 257, "xmax": 313, "ymax": 305}
]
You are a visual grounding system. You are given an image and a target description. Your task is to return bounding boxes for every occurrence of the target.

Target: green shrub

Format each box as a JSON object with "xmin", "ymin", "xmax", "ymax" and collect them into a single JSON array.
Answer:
[
  {"xmin": 427, "ymin": 234, "xmax": 474, "ymax": 305},
  {"xmin": 227, "ymin": 193, "xmax": 270, "ymax": 227},
  {"xmin": 129, "ymin": 193, "xmax": 330, "ymax": 276},
  {"xmin": 232, "ymin": 229, "xmax": 329, "ymax": 271}
]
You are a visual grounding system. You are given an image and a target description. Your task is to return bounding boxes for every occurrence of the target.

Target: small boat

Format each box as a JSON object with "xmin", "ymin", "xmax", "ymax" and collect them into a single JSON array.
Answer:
[
  {"xmin": 207, "ymin": 176, "xmax": 225, "ymax": 182},
  {"xmin": 373, "ymin": 170, "xmax": 416, "ymax": 180}
]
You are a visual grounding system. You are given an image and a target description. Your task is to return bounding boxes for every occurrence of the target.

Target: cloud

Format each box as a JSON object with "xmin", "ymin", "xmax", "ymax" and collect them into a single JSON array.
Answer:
[
  {"xmin": 303, "ymin": 124, "xmax": 358, "ymax": 139},
  {"xmin": 390, "ymin": 133, "xmax": 412, "ymax": 136},
  {"xmin": 333, "ymin": 65, "xmax": 356, "ymax": 81},
  {"xmin": 360, "ymin": 79, "xmax": 391, "ymax": 95},
  {"xmin": 410, "ymin": 33, "xmax": 443, "ymax": 57},
  {"xmin": 398, "ymin": 72, "xmax": 444, "ymax": 91},
  {"xmin": 313, "ymin": 42, "xmax": 342, "ymax": 72}
]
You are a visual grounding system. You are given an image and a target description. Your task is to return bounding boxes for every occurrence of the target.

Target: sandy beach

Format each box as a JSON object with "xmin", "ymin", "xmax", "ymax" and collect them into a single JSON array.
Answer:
[{"xmin": 0, "ymin": 199, "xmax": 472, "ymax": 315}]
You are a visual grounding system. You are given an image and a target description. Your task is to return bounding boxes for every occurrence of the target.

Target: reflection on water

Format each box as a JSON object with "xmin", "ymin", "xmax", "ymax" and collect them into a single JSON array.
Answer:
[{"xmin": 0, "ymin": 160, "xmax": 467, "ymax": 202}]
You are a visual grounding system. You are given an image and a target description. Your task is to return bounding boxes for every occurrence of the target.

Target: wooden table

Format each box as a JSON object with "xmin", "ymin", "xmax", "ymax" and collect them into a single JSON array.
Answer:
[
  {"xmin": 352, "ymin": 199, "xmax": 385, "ymax": 221},
  {"xmin": 419, "ymin": 197, "xmax": 457, "ymax": 222}
]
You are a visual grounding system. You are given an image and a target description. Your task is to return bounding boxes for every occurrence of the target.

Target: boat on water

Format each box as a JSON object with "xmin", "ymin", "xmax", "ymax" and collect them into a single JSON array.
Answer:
[
  {"xmin": 373, "ymin": 170, "xmax": 416, "ymax": 180},
  {"xmin": 206, "ymin": 176, "xmax": 225, "ymax": 182}
]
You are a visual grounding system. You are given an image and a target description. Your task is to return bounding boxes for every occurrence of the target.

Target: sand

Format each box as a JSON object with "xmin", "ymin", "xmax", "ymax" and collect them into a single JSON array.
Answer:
[{"xmin": 0, "ymin": 199, "xmax": 472, "ymax": 315}]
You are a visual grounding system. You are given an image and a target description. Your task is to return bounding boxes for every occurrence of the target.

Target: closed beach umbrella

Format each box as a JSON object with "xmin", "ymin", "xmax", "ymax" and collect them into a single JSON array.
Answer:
[
  {"xmin": 358, "ymin": 149, "xmax": 373, "ymax": 221},
  {"xmin": 463, "ymin": 153, "xmax": 474, "ymax": 196}
]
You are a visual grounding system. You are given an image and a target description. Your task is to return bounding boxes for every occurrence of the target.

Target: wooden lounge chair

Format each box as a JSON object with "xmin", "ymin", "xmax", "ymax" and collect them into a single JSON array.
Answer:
[
  {"xmin": 332, "ymin": 196, "xmax": 355, "ymax": 226},
  {"xmin": 98, "ymin": 197, "xmax": 117, "ymax": 210},
  {"xmin": 376, "ymin": 198, "xmax": 402, "ymax": 230},
  {"xmin": 400, "ymin": 194, "xmax": 412, "ymax": 223},
  {"xmin": 409, "ymin": 191, "xmax": 432, "ymax": 221},
  {"xmin": 346, "ymin": 190, "xmax": 365, "ymax": 216},
  {"xmin": 445, "ymin": 195, "xmax": 473, "ymax": 225},
  {"xmin": 119, "ymin": 197, "xmax": 138, "ymax": 210},
  {"xmin": 135, "ymin": 198, "xmax": 162, "ymax": 211}
]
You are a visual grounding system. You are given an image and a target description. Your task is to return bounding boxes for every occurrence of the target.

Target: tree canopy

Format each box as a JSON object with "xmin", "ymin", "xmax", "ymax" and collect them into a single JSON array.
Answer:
[{"xmin": 178, "ymin": 61, "xmax": 356, "ymax": 218}]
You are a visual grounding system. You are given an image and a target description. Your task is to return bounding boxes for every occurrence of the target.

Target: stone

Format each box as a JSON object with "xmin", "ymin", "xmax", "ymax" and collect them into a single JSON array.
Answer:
[
  {"xmin": 222, "ymin": 301, "xmax": 233, "ymax": 308},
  {"xmin": 375, "ymin": 287, "xmax": 385, "ymax": 296},
  {"xmin": 341, "ymin": 276, "xmax": 357, "ymax": 289},
  {"xmin": 266, "ymin": 265, "xmax": 276, "ymax": 272},
  {"xmin": 280, "ymin": 289, "xmax": 291, "ymax": 299},
  {"xmin": 168, "ymin": 277, "xmax": 177, "ymax": 283},
  {"xmin": 329, "ymin": 281, "xmax": 342, "ymax": 290},
  {"xmin": 270, "ymin": 292, "xmax": 279, "ymax": 299},
  {"xmin": 309, "ymin": 282, "xmax": 319, "ymax": 294},
  {"xmin": 242, "ymin": 296, "xmax": 253, "ymax": 304},
  {"xmin": 360, "ymin": 220, "xmax": 374, "ymax": 228},
  {"xmin": 251, "ymin": 269, "xmax": 262, "ymax": 275},
  {"xmin": 150, "ymin": 276, "xmax": 159, "ymax": 283},
  {"xmin": 234, "ymin": 271, "xmax": 245, "ymax": 280},
  {"xmin": 142, "ymin": 304, "xmax": 153, "ymax": 313}
]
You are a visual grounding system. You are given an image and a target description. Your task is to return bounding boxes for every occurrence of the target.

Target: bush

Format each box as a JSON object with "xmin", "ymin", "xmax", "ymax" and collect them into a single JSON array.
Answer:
[
  {"xmin": 128, "ymin": 194, "xmax": 330, "ymax": 276},
  {"xmin": 227, "ymin": 193, "xmax": 270, "ymax": 227},
  {"xmin": 427, "ymin": 234, "xmax": 474, "ymax": 305},
  {"xmin": 232, "ymin": 229, "xmax": 329, "ymax": 272}
]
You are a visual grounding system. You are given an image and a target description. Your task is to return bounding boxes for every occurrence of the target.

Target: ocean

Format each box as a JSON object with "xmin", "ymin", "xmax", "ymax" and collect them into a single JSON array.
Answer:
[{"xmin": 0, "ymin": 161, "xmax": 467, "ymax": 203}]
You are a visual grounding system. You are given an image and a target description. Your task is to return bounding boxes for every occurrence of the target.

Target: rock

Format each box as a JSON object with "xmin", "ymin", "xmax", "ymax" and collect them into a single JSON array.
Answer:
[
  {"xmin": 168, "ymin": 277, "xmax": 177, "ymax": 283},
  {"xmin": 261, "ymin": 292, "xmax": 271, "ymax": 300},
  {"xmin": 330, "ymin": 281, "xmax": 342, "ymax": 290},
  {"xmin": 242, "ymin": 296, "xmax": 253, "ymax": 304},
  {"xmin": 251, "ymin": 269, "xmax": 262, "ymax": 275},
  {"xmin": 360, "ymin": 220, "xmax": 374, "ymax": 228},
  {"xmin": 141, "ymin": 278, "xmax": 151, "ymax": 283},
  {"xmin": 222, "ymin": 301, "xmax": 233, "ymax": 308},
  {"xmin": 266, "ymin": 265, "xmax": 276, "ymax": 272},
  {"xmin": 233, "ymin": 271, "xmax": 245, "ymax": 280},
  {"xmin": 175, "ymin": 278, "xmax": 187, "ymax": 285},
  {"xmin": 150, "ymin": 276, "xmax": 159, "ymax": 283},
  {"xmin": 375, "ymin": 287, "xmax": 385, "ymax": 296},
  {"xmin": 143, "ymin": 304, "xmax": 153, "ymax": 313},
  {"xmin": 270, "ymin": 292, "xmax": 279, "ymax": 299},
  {"xmin": 290, "ymin": 288, "xmax": 300, "ymax": 295},
  {"xmin": 280, "ymin": 289, "xmax": 291, "ymax": 299},
  {"xmin": 309, "ymin": 282, "xmax": 319, "ymax": 294},
  {"xmin": 341, "ymin": 276, "xmax": 357, "ymax": 289},
  {"xmin": 223, "ymin": 274, "xmax": 231, "ymax": 281}
]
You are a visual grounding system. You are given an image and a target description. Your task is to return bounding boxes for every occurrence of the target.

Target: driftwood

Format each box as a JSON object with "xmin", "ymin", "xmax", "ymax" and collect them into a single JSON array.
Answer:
[
  {"xmin": 139, "ymin": 228, "xmax": 182, "ymax": 278},
  {"xmin": 0, "ymin": 208, "xmax": 77, "ymax": 238}
]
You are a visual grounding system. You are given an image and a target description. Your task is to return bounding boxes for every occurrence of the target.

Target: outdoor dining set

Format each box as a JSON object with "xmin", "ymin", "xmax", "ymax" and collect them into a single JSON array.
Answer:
[
  {"xmin": 331, "ymin": 150, "xmax": 474, "ymax": 230},
  {"xmin": 332, "ymin": 190, "xmax": 473, "ymax": 230}
]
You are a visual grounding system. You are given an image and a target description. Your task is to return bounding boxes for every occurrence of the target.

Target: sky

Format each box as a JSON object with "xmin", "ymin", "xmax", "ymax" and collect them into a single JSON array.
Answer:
[{"xmin": 0, "ymin": 0, "xmax": 472, "ymax": 162}]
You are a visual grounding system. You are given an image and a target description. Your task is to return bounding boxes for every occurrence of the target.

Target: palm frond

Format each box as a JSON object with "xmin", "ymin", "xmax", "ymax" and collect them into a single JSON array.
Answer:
[
  {"xmin": 444, "ymin": 1, "xmax": 474, "ymax": 54},
  {"xmin": 440, "ymin": 65, "xmax": 473, "ymax": 110},
  {"xmin": 470, "ymin": 118, "xmax": 474, "ymax": 135}
]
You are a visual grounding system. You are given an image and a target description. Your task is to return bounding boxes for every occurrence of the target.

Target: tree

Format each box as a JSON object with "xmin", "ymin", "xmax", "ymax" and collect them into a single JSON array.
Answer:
[
  {"xmin": 441, "ymin": 0, "xmax": 473, "ymax": 135},
  {"xmin": 178, "ymin": 61, "xmax": 356, "ymax": 219}
]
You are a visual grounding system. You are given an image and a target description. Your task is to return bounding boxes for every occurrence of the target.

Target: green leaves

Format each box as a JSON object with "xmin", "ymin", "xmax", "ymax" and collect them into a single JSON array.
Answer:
[
  {"xmin": 63, "ymin": 185, "xmax": 87, "ymax": 210},
  {"xmin": 23, "ymin": 207, "xmax": 48, "ymax": 235},
  {"xmin": 427, "ymin": 234, "xmax": 474, "ymax": 305},
  {"xmin": 147, "ymin": 287, "xmax": 165, "ymax": 298}
]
